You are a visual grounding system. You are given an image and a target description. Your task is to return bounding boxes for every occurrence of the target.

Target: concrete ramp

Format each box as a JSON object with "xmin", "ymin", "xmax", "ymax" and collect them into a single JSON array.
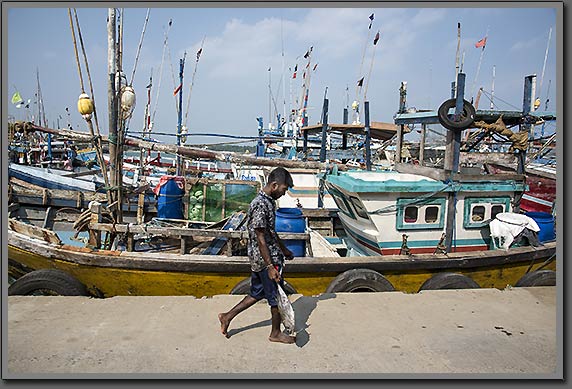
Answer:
[{"xmin": 6, "ymin": 287, "xmax": 559, "ymax": 377}]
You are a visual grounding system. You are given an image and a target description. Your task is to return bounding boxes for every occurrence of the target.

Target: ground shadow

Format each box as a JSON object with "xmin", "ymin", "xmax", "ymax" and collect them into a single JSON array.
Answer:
[
  {"xmin": 225, "ymin": 319, "xmax": 271, "ymax": 338},
  {"xmin": 223, "ymin": 293, "xmax": 336, "ymax": 347},
  {"xmin": 291, "ymin": 293, "xmax": 336, "ymax": 348}
]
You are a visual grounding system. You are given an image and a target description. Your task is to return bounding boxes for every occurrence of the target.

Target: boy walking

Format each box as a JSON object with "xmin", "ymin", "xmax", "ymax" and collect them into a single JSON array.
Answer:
[{"xmin": 218, "ymin": 167, "xmax": 296, "ymax": 344}]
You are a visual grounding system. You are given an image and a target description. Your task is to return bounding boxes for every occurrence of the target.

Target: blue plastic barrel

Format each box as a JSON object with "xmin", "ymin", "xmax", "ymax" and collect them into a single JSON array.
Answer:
[
  {"xmin": 275, "ymin": 207, "xmax": 306, "ymax": 257},
  {"xmin": 525, "ymin": 211, "xmax": 556, "ymax": 242},
  {"xmin": 157, "ymin": 177, "xmax": 184, "ymax": 219}
]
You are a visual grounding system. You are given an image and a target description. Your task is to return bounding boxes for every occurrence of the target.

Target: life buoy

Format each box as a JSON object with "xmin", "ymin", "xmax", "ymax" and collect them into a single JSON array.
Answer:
[
  {"xmin": 418, "ymin": 272, "xmax": 480, "ymax": 291},
  {"xmin": 437, "ymin": 98, "xmax": 476, "ymax": 131},
  {"xmin": 230, "ymin": 277, "xmax": 297, "ymax": 295},
  {"xmin": 8, "ymin": 269, "xmax": 90, "ymax": 296},
  {"xmin": 514, "ymin": 270, "xmax": 556, "ymax": 287},
  {"xmin": 325, "ymin": 269, "xmax": 395, "ymax": 293}
]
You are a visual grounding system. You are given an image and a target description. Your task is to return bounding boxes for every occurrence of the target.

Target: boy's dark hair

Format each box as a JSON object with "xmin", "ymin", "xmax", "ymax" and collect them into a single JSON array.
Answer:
[{"xmin": 267, "ymin": 167, "xmax": 294, "ymax": 188}]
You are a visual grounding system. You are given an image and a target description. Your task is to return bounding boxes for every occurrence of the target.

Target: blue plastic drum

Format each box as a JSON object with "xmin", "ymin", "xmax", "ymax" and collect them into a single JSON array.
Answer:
[
  {"xmin": 525, "ymin": 211, "xmax": 556, "ymax": 242},
  {"xmin": 275, "ymin": 207, "xmax": 306, "ymax": 257},
  {"xmin": 157, "ymin": 177, "xmax": 184, "ymax": 219}
]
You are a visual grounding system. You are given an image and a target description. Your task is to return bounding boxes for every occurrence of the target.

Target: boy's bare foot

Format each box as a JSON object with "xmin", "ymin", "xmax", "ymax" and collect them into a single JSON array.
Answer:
[
  {"xmin": 269, "ymin": 333, "xmax": 296, "ymax": 344},
  {"xmin": 218, "ymin": 313, "xmax": 230, "ymax": 338}
]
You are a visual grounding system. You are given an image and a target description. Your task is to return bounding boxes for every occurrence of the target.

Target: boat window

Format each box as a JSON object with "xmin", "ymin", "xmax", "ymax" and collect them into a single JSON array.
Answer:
[
  {"xmin": 491, "ymin": 204, "xmax": 504, "ymax": 220},
  {"xmin": 424, "ymin": 206, "xmax": 439, "ymax": 223},
  {"xmin": 349, "ymin": 196, "xmax": 370, "ymax": 219},
  {"xmin": 463, "ymin": 196, "xmax": 511, "ymax": 229},
  {"xmin": 404, "ymin": 206, "xmax": 418, "ymax": 223},
  {"xmin": 471, "ymin": 205, "xmax": 486, "ymax": 222},
  {"xmin": 332, "ymin": 194, "xmax": 352, "ymax": 217}
]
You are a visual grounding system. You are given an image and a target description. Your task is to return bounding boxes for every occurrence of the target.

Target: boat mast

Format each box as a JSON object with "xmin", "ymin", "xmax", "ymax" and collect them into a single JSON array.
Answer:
[
  {"xmin": 490, "ymin": 65, "xmax": 495, "ymax": 109},
  {"xmin": 176, "ymin": 53, "xmax": 186, "ymax": 176},
  {"xmin": 107, "ymin": 8, "xmax": 120, "ymax": 221},
  {"xmin": 453, "ymin": 22, "xmax": 461, "ymax": 96},
  {"xmin": 538, "ymin": 27, "xmax": 552, "ymax": 110}
]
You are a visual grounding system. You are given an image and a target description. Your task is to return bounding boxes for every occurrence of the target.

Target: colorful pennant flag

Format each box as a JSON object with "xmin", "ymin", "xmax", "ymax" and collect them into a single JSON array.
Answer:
[
  {"xmin": 373, "ymin": 31, "xmax": 380, "ymax": 45},
  {"xmin": 357, "ymin": 77, "xmax": 364, "ymax": 87},
  {"xmin": 292, "ymin": 64, "xmax": 297, "ymax": 79},
  {"xmin": 173, "ymin": 84, "xmax": 182, "ymax": 96},
  {"xmin": 11, "ymin": 91, "xmax": 23, "ymax": 105},
  {"xmin": 475, "ymin": 37, "xmax": 487, "ymax": 48},
  {"xmin": 368, "ymin": 13, "xmax": 374, "ymax": 29}
]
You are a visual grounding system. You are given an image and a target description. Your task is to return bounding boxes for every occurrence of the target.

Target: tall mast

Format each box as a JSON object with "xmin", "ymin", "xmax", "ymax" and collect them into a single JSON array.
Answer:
[
  {"xmin": 490, "ymin": 65, "xmax": 495, "ymax": 109},
  {"xmin": 176, "ymin": 54, "xmax": 186, "ymax": 176},
  {"xmin": 538, "ymin": 27, "xmax": 552, "ymax": 109},
  {"xmin": 107, "ymin": 8, "xmax": 119, "ymax": 219}
]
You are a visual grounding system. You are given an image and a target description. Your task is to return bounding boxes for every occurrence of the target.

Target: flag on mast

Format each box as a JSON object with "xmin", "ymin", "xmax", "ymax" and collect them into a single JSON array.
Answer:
[
  {"xmin": 11, "ymin": 91, "xmax": 23, "ymax": 105},
  {"xmin": 368, "ymin": 13, "xmax": 374, "ymax": 29},
  {"xmin": 373, "ymin": 31, "xmax": 380, "ymax": 45},
  {"xmin": 292, "ymin": 64, "xmax": 297, "ymax": 79},
  {"xmin": 357, "ymin": 77, "xmax": 364, "ymax": 87},
  {"xmin": 475, "ymin": 37, "xmax": 487, "ymax": 48},
  {"xmin": 173, "ymin": 84, "xmax": 182, "ymax": 96},
  {"xmin": 196, "ymin": 48, "xmax": 202, "ymax": 61}
]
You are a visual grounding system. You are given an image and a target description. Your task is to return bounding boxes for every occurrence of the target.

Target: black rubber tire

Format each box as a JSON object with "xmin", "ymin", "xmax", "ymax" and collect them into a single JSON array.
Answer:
[
  {"xmin": 437, "ymin": 98, "xmax": 476, "ymax": 131},
  {"xmin": 325, "ymin": 269, "xmax": 395, "ymax": 293},
  {"xmin": 419, "ymin": 272, "xmax": 480, "ymax": 291},
  {"xmin": 8, "ymin": 269, "xmax": 90, "ymax": 296},
  {"xmin": 514, "ymin": 270, "xmax": 556, "ymax": 287},
  {"xmin": 230, "ymin": 277, "xmax": 297, "ymax": 295}
]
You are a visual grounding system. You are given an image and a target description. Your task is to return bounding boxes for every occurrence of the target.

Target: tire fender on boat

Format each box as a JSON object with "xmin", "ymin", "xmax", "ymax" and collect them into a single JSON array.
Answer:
[
  {"xmin": 8, "ymin": 269, "xmax": 90, "ymax": 296},
  {"xmin": 437, "ymin": 98, "xmax": 476, "ymax": 131},
  {"xmin": 230, "ymin": 278, "xmax": 298, "ymax": 295},
  {"xmin": 514, "ymin": 270, "xmax": 556, "ymax": 287},
  {"xmin": 325, "ymin": 269, "xmax": 395, "ymax": 293},
  {"xmin": 418, "ymin": 272, "xmax": 480, "ymax": 291}
]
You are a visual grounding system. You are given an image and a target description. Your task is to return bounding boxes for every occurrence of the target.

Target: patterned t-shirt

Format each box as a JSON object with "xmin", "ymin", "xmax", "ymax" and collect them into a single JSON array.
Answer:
[{"xmin": 247, "ymin": 191, "xmax": 285, "ymax": 272}]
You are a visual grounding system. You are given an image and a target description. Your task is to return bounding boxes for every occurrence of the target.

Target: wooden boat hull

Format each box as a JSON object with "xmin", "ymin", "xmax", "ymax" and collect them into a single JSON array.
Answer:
[{"xmin": 8, "ymin": 226, "xmax": 556, "ymax": 297}]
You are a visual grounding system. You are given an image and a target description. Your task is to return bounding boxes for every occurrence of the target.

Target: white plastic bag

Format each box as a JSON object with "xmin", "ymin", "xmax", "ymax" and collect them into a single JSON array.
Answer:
[{"xmin": 276, "ymin": 283, "xmax": 295, "ymax": 335}]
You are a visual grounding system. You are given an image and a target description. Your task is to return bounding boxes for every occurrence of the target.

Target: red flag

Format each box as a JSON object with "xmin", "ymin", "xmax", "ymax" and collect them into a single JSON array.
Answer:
[
  {"xmin": 293, "ymin": 72, "xmax": 297, "ymax": 79},
  {"xmin": 357, "ymin": 77, "xmax": 364, "ymax": 87},
  {"xmin": 173, "ymin": 84, "xmax": 182, "ymax": 96},
  {"xmin": 373, "ymin": 31, "xmax": 380, "ymax": 45},
  {"xmin": 475, "ymin": 37, "xmax": 487, "ymax": 48}
]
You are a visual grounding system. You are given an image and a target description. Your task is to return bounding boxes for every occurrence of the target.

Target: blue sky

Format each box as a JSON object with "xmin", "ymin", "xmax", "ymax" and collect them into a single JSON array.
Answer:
[{"xmin": 6, "ymin": 5, "xmax": 558, "ymax": 145}]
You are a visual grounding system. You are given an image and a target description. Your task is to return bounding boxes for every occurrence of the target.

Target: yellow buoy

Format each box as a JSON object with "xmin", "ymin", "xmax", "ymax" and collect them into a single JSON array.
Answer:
[
  {"xmin": 534, "ymin": 98, "xmax": 541, "ymax": 110},
  {"xmin": 77, "ymin": 93, "xmax": 94, "ymax": 118}
]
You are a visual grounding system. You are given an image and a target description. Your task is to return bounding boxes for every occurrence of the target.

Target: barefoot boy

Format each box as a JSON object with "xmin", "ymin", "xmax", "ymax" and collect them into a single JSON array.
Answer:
[{"xmin": 218, "ymin": 167, "xmax": 296, "ymax": 344}]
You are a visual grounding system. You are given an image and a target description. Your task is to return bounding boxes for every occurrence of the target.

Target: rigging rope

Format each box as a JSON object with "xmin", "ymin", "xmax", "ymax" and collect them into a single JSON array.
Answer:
[
  {"xmin": 72, "ymin": 9, "xmax": 101, "ymax": 136},
  {"xmin": 183, "ymin": 35, "xmax": 206, "ymax": 128},
  {"xmin": 68, "ymin": 9, "xmax": 85, "ymax": 93},
  {"xmin": 480, "ymin": 89, "xmax": 521, "ymax": 111},
  {"xmin": 151, "ymin": 19, "xmax": 173, "ymax": 125},
  {"xmin": 129, "ymin": 8, "xmax": 151, "ymax": 86}
]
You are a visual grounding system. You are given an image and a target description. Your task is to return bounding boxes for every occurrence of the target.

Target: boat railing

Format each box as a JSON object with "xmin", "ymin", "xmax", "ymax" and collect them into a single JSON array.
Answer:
[{"xmin": 87, "ymin": 222, "xmax": 310, "ymax": 256}]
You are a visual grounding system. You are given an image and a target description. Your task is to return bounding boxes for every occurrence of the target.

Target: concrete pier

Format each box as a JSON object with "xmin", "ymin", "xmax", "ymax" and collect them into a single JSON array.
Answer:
[{"xmin": 5, "ymin": 286, "xmax": 560, "ymax": 377}]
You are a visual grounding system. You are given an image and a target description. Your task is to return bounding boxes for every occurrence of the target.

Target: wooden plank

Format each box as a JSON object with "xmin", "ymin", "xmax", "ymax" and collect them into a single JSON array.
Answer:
[
  {"xmin": 394, "ymin": 162, "xmax": 449, "ymax": 181},
  {"xmin": 202, "ymin": 212, "xmax": 246, "ymax": 255},
  {"xmin": 8, "ymin": 219, "xmax": 62, "ymax": 245},
  {"xmin": 89, "ymin": 222, "xmax": 309, "ymax": 241}
]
